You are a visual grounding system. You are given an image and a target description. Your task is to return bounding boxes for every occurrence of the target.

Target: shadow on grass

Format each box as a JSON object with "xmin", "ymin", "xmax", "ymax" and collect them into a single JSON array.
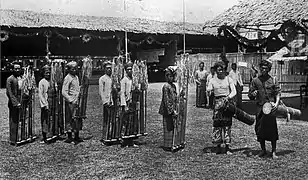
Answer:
[
  {"xmin": 242, "ymin": 148, "xmax": 295, "ymax": 157},
  {"xmin": 202, "ymin": 146, "xmax": 216, "ymax": 153},
  {"xmin": 277, "ymin": 150, "xmax": 295, "ymax": 156},
  {"xmin": 243, "ymin": 148, "xmax": 260, "ymax": 157},
  {"xmin": 203, "ymin": 146, "xmax": 250, "ymax": 154}
]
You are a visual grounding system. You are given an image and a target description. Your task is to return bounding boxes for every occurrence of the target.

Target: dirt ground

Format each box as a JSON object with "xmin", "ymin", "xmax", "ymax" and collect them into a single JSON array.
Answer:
[{"xmin": 0, "ymin": 84, "xmax": 308, "ymax": 180}]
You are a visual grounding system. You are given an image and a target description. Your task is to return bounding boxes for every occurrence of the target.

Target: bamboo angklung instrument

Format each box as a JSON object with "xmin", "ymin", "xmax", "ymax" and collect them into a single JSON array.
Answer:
[
  {"xmin": 263, "ymin": 101, "xmax": 302, "ymax": 120},
  {"xmin": 172, "ymin": 54, "xmax": 189, "ymax": 152},
  {"xmin": 17, "ymin": 65, "xmax": 37, "ymax": 145},
  {"xmin": 47, "ymin": 59, "xmax": 66, "ymax": 141},
  {"xmin": 75, "ymin": 57, "xmax": 93, "ymax": 128},
  {"xmin": 138, "ymin": 60, "xmax": 148, "ymax": 136},
  {"xmin": 102, "ymin": 56, "xmax": 123, "ymax": 143}
]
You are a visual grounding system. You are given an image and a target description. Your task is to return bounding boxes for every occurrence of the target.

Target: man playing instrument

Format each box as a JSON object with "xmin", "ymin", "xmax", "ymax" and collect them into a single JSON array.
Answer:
[
  {"xmin": 207, "ymin": 61, "xmax": 237, "ymax": 154},
  {"xmin": 62, "ymin": 61, "xmax": 82, "ymax": 145},
  {"xmin": 120, "ymin": 62, "xmax": 138, "ymax": 148},
  {"xmin": 6, "ymin": 61, "xmax": 22, "ymax": 146},
  {"xmin": 158, "ymin": 66, "xmax": 178, "ymax": 152},
  {"xmin": 229, "ymin": 63, "xmax": 244, "ymax": 109},
  {"xmin": 248, "ymin": 60, "xmax": 281, "ymax": 159},
  {"xmin": 38, "ymin": 65, "xmax": 51, "ymax": 144},
  {"xmin": 195, "ymin": 62, "xmax": 208, "ymax": 108},
  {"xmin": 99, "ymin": 61, "xmax": 114, "ymax": 144}
]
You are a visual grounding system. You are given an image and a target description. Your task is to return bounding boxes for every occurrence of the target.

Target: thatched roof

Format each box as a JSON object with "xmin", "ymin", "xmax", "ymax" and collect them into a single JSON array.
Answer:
[
  {"xmin": 204, "ymin": 0, "xmax": 308, "ymax": 28},
  {"xmin": 0, "ymin": 9, "xmax": 205, "ymax": 35}
]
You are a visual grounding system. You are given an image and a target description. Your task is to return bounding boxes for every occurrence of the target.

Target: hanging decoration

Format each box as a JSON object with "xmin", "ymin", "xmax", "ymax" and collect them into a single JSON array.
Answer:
[
  {"xmin": 128, "ymin": 36, "xmax": 173, "ymax": 47},
  {"xmin": 1, "ymin": 29, "xmax": 116, "ymax": 43},
  {"xmin": 52, "ymin": 30, "xmax": 116, "ymax": 42},
  {"xmin": 217, "ymin": 20, "xmax": 308, "ymax": 49},
  {"xmin": 82, "ymin": 33, "xmax": 91, "ymax": 43},
  {"xmin": 146, "ymin": 36, "xmax": 154, "ymax": 44},
  {"xmin": 0, "ymin": 30, "xmax": 9, "ymax": 42}
]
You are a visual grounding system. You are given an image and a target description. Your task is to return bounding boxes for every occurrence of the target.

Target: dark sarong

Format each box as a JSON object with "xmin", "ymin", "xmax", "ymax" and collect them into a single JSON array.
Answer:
[
  {"xmin": 41, "ymin": 107, "xmax": 49, "ymax": 133},
  {"xmin": 163, "ymin": 115, "xmax": 174, "ymax": 148},
  {"xmin": 65, "ymin": 102, "xmax": 82, "ymax": 132},
  {"xmin": 255, "ymin": 106, "xmax": 278, "ymax": 142},
  {"xmin": 234, "ymin": 84, "xmax": 243, "ymax": 109},
  {"xmin": 9, "ymin": 105, "xmax": 19, "ymax": 144},
  {"xmin": 209, "ymin": 93, "xmax": 214, "ymax": 109},
  {"xmin": 196, "ymin": 80, "xmax": 207, "ymax": 107}
]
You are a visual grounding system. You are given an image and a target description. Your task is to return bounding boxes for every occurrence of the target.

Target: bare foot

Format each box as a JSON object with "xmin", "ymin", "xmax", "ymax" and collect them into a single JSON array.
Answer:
[{"xmin": 272, "ymin": 152, "xmax": 278, "ymax": 159}]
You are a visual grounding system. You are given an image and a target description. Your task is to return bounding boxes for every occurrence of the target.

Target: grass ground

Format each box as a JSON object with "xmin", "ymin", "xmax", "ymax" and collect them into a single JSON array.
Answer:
[{"xmin": 0, "ymin": 83, "xmax": 308, "ymax": 180}]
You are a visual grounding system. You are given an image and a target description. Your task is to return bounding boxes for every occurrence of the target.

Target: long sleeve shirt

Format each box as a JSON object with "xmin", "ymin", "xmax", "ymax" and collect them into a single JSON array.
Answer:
[
  {"xmin": 38, "ymin": 78, "xmax": 50, "ymax": 108},
  {"xmin": 207, "ymin": 76, "xmax": 237, "ymax": 98},
  {"xmin": 120, "ymin": 76, "xmax": 132, "ymax": 106},
  {"xmin": 62, "ymin": 74, "xmax": 80, "ymax": 104},
  {"xmin": 228, "ymin": 70, "xmax": 243, "ymax": 86},
  {"xmin": 248, "ymin": 75, "xmax": 281, "ymax": 106},
  {"xmin": 6, "ymin": 75, "xmax": 20, "ymax": 107},
  {"xmin": 99, "ymin": 74, "xmax": 113, "ymax": 105}
]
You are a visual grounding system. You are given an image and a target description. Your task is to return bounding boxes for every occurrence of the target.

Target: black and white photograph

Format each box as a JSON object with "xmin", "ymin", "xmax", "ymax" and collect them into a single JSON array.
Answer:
[{"xmin": 1, "ymin": 0, "xmax": 308, "ymax": 179}]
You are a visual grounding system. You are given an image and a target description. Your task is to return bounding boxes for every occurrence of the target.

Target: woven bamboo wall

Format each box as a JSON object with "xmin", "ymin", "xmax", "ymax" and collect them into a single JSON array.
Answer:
[{"xmin": 176, "ymin": 52, "xmax": 307, "ymax": 92}]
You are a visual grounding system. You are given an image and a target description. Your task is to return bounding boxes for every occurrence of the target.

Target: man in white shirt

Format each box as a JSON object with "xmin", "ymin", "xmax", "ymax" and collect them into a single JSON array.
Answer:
[
  {"xmin": 62, "ymin": 61, "xmax": 81, "ymax": 144},
  {"xmin": 229, "ymin": 63, "xmax": 244, "ymax": 109},
  {"xmin": 38, "ymin": 65, "xmax": 51, "ymax": 143},
  {"xmin": 206, "ymin": 67, "xmax": 215, "ymax": 109},
  {"xmin": 99, "ymin": 61, "xmax": 114, "ymax": 143},
  {"xmin": 120, "ymin": 62, "xmax": 138, "ymax": 148}
]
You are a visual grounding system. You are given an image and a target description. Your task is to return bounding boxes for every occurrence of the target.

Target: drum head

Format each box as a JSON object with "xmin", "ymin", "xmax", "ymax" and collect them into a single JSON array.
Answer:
[{"xmin": 262, "ymin": 102, "xmax": 273, "ymax": 115}]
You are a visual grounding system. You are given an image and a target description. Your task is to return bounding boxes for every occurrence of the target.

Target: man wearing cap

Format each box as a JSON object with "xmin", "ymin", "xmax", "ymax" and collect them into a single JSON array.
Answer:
[
  {"xmin": 6, "ymin": 61, "xmax": 22, "ymax": 146},
  {"xmin": 62, "ymin": 61, "xmax": 82, "ymax": 144},
  {"xmin": 229, "ymin": 63, "xmax": 244, "ymax": 109},
  {"xmin": 99, "ymin": 61, "xmax": 114, "ymax": 143},
  {"xmin": 248, "ymin": 59, "xmax": 281, "ymax": 159},
  {"xmin": 38, "ymin": 65, "xmax": 51, "ymax": 143},
  {"xmin": 158, "ymin": 66, "xmax": 178, "ymax": 151},
  {"xmin": 120, "ymin": 62, "xmax": 138, "ymax": 147}
]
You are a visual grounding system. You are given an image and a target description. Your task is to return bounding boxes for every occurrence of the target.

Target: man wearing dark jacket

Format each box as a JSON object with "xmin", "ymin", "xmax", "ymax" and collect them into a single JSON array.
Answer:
[{"xmin": 6, "ymin": 62, "xmax": 22, "ymax": 145}]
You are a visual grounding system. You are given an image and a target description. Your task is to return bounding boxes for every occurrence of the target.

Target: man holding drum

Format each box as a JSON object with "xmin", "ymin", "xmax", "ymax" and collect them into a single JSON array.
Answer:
[
  {"xmin": 248, "ymin": 59, "xmax": 281, "ymax": 159},
  {"xmin": 207, "ymin": 61, "xmax": 237, "ymax": 155}
]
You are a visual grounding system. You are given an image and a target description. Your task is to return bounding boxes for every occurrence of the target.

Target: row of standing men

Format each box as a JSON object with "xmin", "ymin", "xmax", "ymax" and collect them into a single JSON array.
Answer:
[{"xmin": 6, "ymin": 60, "xmax": 144, "ymax": 147}]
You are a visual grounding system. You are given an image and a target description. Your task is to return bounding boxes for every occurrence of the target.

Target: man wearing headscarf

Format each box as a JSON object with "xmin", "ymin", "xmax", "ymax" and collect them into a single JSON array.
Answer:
[
  {"xmin": 120, "ymin": 61, "xmax": 139, "ymax": 147},
  {"xmin": 38, "ymin": 65, "xmax": 51, "ymax": 143},
  {"xmin": 207, "ymin": 61, "xmax": 237, "ymax": 155},
  {"xmin": 248, "ymin": 59, "xmax": 281, "ymax": 159},
  {"xmin": 62, "ymin": 61, "xmax": 82, "ymax": 145},
  {"xmin": 99, "ymin": 61, "xmax": 114, "ymax": 143},
  {"xmin": 158, "ymin": 66, "xmax": 178, "ymax": 151},
  {"xmin": 6, "ymin": 61, "xmax": 22, "ymax": 146}
]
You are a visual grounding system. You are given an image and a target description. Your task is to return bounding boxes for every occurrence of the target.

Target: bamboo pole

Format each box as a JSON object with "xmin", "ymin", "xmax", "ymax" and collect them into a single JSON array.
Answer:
[
  {"xmin": 183, "ymin": 0, "xmax": 186, "ymax": 55},
  {"xmin": 124, "ymin": 0, "xmax": 128, "ymax": 63}
]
